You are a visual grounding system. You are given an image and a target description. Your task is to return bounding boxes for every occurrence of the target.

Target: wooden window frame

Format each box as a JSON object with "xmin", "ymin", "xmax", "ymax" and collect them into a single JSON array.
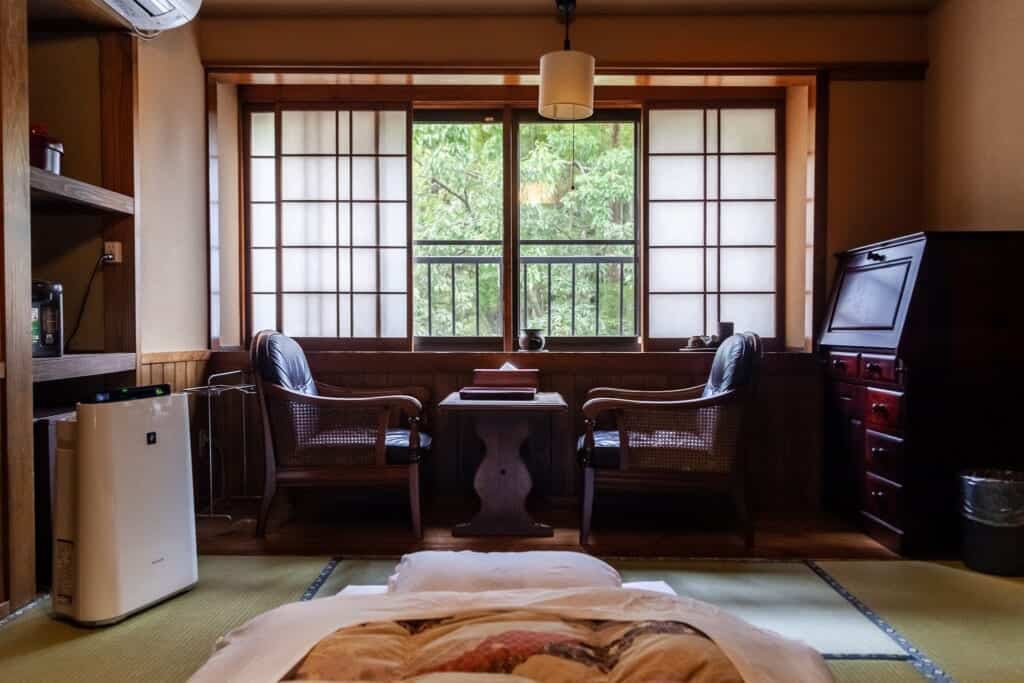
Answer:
[
  {"xmin": 411, "ymin": 108, "xmax": 506, "ymax": 351},
  {"xmin": 238, "ymin": 87, "xmax": 785, "ymax": 352},
  {"xmin": 642, "ymin": 98, "xmax": 786, "ymax": 352},
  {"xmin": 241, "ymin": 101, "xmax": 413, "ymax": 351},
  {"xmin": 514, "ymin": 108, "xmax": 642, "ymax": 352}
]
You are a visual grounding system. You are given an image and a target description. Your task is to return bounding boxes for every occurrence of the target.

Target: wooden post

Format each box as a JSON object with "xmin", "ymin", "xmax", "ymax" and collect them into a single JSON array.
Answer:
[{"xmin": 0, "ymin": 0, "xmax": 36, "ymax": 612}]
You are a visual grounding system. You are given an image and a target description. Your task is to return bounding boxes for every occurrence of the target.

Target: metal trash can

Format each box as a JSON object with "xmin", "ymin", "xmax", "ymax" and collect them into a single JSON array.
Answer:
[{"xmin": 961, "ymin": 470, "xmax": 1024, "ymax": 576}]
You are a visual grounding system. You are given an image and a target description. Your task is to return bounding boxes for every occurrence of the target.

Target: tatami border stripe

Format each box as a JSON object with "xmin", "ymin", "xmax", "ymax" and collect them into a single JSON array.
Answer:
[
  {"xmin": 301, "ymin": 557, "xmax": 341, "ymax": 601},
  {"xmin": 0, "ymin": 594, "xmax": 48, "ymax": 630},
  {"xmin": 823, "ymin": 653, "xmax": 911, "ymax": 661},
  {"xmin": 805, "ymin": 560, "xmax": 957, "ymax": 683}
]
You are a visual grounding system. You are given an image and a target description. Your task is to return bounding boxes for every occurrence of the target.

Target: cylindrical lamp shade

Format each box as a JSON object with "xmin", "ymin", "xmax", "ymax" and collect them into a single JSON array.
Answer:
[{"xmin": 538, "ymin": 50, "xmax": 595, "ymax": 120}]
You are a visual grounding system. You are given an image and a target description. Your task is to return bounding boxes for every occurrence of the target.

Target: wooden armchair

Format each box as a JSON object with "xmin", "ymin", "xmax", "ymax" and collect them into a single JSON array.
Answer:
[
  {"xmin": 250, "ymin": 330, "xmax": 430, "ymax": 538},
  {"xmin": 578, "ymin": 333, "xmax": 763, "ymax": 548}
]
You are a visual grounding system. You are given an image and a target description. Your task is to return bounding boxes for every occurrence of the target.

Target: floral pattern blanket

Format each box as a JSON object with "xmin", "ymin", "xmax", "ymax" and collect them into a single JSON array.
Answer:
[{"xmin": 287, "ymin": 610, "xmax": 741, "ymax": 681}]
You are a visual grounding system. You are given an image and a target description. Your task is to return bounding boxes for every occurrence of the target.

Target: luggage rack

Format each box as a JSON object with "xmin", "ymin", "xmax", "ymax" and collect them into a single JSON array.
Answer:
[{"xmin": 184, "ymin": 370, "xmax": 255, "ymax": 521}]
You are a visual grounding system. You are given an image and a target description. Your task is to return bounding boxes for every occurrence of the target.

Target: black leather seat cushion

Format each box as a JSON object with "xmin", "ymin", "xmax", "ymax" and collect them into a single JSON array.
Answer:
[
  {"xmin": 255, "ymin": 332, "xmax": 317, "ymax": 396},
  {"xmin": 385, "ymin": 429, "xmax": 433, "ymax": 464},
  {"xmin": 576, "ymin": 430, "xmax": 621, "ymax": 469}
]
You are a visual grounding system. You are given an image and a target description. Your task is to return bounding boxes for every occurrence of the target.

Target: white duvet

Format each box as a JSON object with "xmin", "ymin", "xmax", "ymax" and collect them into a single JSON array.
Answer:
[{"xmin": 189, "ymin": 587, "xmax": 834, "ymax": 682}]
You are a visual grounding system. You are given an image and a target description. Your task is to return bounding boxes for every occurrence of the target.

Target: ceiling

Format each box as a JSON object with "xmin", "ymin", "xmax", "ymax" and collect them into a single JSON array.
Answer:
[{"xmin": 199, "ymin": 0, "xmax": 939, "ymax": 18}]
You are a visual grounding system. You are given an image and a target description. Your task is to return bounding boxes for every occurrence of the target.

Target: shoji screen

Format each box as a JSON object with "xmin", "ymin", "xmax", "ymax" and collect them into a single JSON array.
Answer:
[
  {"xmin": 645, "ymin": 106, "xmax": 780, "ymax": 346},
  {"xmin": 247, "ymin": 107, "xmax": 411, "ymax": 343}
]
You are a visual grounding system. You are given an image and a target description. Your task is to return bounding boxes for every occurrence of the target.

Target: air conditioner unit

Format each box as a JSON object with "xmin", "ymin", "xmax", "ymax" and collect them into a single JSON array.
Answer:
[
  {"xmin": 52, "ymin": 385, "xmax": 197, "ymax": 625},
  {"xmin": 93, "ymin": 0, "xmax": 201, "ymax": 33}
]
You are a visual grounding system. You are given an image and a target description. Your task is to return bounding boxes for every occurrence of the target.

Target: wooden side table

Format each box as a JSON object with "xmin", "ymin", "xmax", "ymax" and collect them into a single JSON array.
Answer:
[{"xmin": 439, "ymin": 391, "xmax": 568, "ymax": 537}]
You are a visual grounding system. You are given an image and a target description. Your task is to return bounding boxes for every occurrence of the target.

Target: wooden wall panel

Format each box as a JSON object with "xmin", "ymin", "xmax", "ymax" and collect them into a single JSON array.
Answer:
[
  {"xmin": 139, "ymin": 351, "xmax": 216, "ymax": 507},
  {"xmin": 99, "ymin": 34, "xmax": 139, "ymax": 354},
  {"xmin": 138, "ymin": 351, "xmax": 210, "ymax": 393},
  {"xmin": 208, "ymin": 351, "xmax": 823, "ymax": 517}
]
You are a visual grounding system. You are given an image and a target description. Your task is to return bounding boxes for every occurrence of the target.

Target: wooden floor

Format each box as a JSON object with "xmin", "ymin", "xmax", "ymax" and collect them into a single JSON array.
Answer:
[{"xmin": 197, "ymin": 492, "xmax": 898, "ymax": 560}]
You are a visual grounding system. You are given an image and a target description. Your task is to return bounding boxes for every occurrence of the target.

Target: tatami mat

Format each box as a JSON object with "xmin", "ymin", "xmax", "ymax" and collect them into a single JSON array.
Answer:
[
  {"xmin": 828, "ymin": 660, "xmax": 928, "ymax": 683},
  {"xmin": 4, "ymin": 555, "xmax": 1023, "ymax": 682},
  {"xmin": 0, "ymin": 556, "xmax": 329, "ymax": 683},
  {"xmin": 819, "ymin": 560, "xmax": 1024, "ymax": 683},
  {"xmin": 612, "ymin": 558, "xmax": 905, "ymax": 657}
]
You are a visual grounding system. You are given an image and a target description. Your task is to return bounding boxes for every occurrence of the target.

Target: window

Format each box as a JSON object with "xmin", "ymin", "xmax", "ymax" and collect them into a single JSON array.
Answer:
[
  {"xmin": 412, "ymin": 112, "xmax": 504, "ymax": 339},
  {"xmin": 646, "ymin": 106, "xmax": 780, "ymax": 347},
  {"xmin": 518, "ymin": 113, "xmax": 638, "ymax": 340},
  {"xmin": 246, "ymin": 107, "xmax": 411, "ymax": 343},
  {"xmin": 242, "ymin": 97, "xmax": 781, "ymax": 350}
]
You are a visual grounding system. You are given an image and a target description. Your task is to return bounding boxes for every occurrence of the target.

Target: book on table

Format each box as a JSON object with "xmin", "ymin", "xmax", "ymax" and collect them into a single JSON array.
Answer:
[{"xmin": 458, "ymin": 386, "xmax": 538, "ymax": 401}]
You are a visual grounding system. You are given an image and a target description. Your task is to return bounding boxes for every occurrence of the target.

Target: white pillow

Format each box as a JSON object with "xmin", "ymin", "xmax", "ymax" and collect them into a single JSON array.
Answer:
[{"xmin": 387, "ymin": 551, "xmax": 622, "ymax": 593}]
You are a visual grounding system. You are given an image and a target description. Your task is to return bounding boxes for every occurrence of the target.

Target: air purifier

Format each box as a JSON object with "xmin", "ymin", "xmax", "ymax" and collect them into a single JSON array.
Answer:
[{"xmin": 53, "ymin": 385, "xmax": 198, "ymax": 625}]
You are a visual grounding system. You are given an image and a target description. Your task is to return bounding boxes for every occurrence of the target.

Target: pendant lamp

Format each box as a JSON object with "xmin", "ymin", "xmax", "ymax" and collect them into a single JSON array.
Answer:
[{"xmin": 538, "ymin": 0, "xmax": 595, "ymax": 121}]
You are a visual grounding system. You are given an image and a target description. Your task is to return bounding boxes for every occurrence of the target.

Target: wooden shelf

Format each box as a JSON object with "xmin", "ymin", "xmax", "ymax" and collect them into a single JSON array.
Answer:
[
  {"xmin": 33, "ymin": 352, "xmax": 136, "ymax": 383},
  {"xmin": 30, "ymin": 167, "xmax": 134, "ymax": 215}
]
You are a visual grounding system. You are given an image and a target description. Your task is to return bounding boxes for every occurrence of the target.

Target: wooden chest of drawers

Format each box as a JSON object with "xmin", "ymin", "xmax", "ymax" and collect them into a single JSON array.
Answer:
[{"xmin": 821, "ymin": 232, "xmax": 1024, "ymax": 556}]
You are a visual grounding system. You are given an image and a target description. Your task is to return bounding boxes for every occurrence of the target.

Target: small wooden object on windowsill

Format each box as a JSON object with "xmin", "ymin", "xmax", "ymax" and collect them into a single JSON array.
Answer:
[{"xmin": 679, "ymin": 335, "xmax": 720, "ymax": 352}]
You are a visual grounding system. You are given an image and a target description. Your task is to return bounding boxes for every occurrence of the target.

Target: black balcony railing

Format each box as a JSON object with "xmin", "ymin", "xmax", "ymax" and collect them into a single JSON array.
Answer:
[{"xmin": 414, "ymin": 239, "xmax": 636, "ymax": 338}]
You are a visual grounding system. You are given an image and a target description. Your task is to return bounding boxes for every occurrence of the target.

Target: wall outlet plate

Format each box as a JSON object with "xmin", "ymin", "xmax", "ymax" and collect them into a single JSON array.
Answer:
[{"xmin": 103, "ymin": 241, "xmax": 123, "ymax": 264}]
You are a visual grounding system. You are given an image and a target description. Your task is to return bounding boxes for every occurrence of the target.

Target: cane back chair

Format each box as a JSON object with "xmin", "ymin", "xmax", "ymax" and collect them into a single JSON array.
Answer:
[
  {"xmin": 250, "ymin": 330, "xmax": 430, "ymax": 537},
  {"xmin": 578, "ymin": 332, "xmax": 763, "ymax": 547}
]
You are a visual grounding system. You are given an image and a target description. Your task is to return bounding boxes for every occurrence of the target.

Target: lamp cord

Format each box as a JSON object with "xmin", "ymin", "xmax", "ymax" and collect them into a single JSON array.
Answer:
[
  {"xmin": 571, "ymin": 123, "xmax": 576, "ymax": 191},
  {"xmin": 64, "ymin": 252, "xmax": 113, "ymax": 353}
]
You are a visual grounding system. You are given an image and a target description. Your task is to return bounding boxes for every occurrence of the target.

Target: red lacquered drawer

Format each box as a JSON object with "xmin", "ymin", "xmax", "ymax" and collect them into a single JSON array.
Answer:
[
  {"xmin": 861, "ymin": 354, "xmax": 899, "ymax": 383},
  {"xmin": 828, "ymin": 351, "xmax": 860, "ymax": 379},
  {"xmin": 863, "ymin": 473, "xmax": 903, "ymax": 529},
  {"xmin": 864, "ymin": 429, "xmax": 905, "ymax": 484},
  {"xmin": 865, "ymin": 387, "xmax": 903, "ymax": 432}
]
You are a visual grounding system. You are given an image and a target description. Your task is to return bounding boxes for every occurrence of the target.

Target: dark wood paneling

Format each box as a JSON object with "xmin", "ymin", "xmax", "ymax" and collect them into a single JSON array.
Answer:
[
  {"xmin": 98, "ymin": 33, "xmax": 138, "ymax": 355},
  {"xmin": 210, "ymin": 350, "xmax": 823, "ymax": 516},
  {"xmin": 1, "ymin": 0, "xmax": 35, "ymax": 611}
]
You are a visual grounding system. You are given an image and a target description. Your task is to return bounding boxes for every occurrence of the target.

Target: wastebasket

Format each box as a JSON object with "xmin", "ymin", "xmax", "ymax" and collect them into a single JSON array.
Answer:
[{"xmin": 960, "ymin": 470, "xmax": 1024, "ymax": 576}]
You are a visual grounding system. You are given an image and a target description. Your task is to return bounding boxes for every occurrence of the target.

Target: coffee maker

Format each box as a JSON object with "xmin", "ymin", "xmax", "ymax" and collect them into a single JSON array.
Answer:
[{"xmin": 32, "ymin": 280, "xmax": 63, "ymax": 357}]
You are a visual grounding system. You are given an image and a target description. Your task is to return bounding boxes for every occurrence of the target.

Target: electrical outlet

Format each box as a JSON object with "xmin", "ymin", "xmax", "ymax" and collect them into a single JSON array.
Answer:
[{"xmin": 103, "ymin": 241, "xmax": 123, "ymax": 264}]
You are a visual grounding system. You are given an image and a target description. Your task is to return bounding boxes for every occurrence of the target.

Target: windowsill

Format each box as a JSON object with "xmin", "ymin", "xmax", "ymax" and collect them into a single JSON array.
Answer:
[{"xmin": 215, "ymin": 347, "xmax": 813, "ymax": 357}]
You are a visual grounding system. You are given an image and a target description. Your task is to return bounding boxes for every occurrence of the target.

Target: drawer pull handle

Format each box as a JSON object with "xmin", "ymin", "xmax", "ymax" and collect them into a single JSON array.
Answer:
[
  {"xmin": 871, "ymin": 490, "xmax": 885, "ymax": 498},
  {"xmin": 871, "ymin": 403, "xmax": 889, "ymax": 414},
  {"xmin": 866, "ymin": 251, "xmax": 886, "ymax": 262},
  {"xmin": 832, "ymin": 359, "xmax": 846, "ymax": 369},
  {"xmin": 871, "ymin": 447, "xmax": 886, "ymax": 456},
  {"xmin": 865, "ymin": 362, "xmax": 882, "ymax": 374}
]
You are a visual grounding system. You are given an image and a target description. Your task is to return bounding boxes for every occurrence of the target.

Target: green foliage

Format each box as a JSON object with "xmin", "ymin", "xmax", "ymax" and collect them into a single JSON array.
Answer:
[{"xmin": 412, "ymin": 119, "xmax": 636, "ymax": 338}]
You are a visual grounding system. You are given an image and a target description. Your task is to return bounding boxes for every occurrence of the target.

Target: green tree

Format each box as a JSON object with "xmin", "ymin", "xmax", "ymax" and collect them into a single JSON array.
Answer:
[{"xmin": 413, "ymin": 119, "xmax": 636, "ymax": 338}]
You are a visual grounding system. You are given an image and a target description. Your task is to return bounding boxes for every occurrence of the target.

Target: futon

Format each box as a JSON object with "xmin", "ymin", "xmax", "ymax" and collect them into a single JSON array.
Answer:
[{"xmin": 190, "ymin": 587, "xmax": 833, "ymax": 682}]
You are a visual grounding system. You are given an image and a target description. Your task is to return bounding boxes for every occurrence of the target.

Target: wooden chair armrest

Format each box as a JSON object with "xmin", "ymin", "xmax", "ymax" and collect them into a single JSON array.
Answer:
[
  {"xmin": 582, "ymin": 390, "xmax": 738, "ymax": 420},
  {"xmin": 586, "ymin": 385, "xmax": 707, "ymax": 401},
  {"xmin": 268, "ymin": 384, "xmax": 423, "ymax": 417},
  {"xmin": 316, "ymin": 382, "xmax": 430, "ymax": 406}
]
